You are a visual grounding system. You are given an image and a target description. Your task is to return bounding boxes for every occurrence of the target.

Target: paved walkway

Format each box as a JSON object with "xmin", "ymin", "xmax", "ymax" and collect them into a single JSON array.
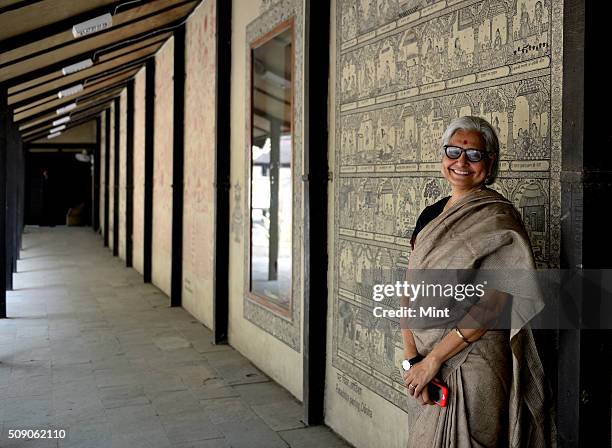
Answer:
[{"xmin": 0, "ymin": 227, "xmax": 350, "ymax": 448}]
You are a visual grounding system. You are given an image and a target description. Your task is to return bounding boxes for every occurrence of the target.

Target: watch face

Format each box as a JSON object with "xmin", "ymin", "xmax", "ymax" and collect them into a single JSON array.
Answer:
[{"xmin": 402, "ymin": 359, "xmax": 411, "ymax": 371}]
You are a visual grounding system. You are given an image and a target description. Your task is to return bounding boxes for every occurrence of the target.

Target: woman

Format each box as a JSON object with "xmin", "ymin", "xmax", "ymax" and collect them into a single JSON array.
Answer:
[{"xmin": 401, "ymin": 116, "xmax": 554, "ymax": 447}]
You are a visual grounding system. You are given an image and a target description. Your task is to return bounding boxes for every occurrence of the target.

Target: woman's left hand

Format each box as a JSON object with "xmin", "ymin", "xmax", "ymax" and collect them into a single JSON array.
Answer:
[{"xmin": 404, "ymin": 355, "xmax": 442, "ymax": 403}]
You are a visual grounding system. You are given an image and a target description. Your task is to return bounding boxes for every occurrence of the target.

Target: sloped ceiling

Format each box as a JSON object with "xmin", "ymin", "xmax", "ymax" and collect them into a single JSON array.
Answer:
[{"xmin": 0, "ymin": 0, "xmax": 200, "ymax": 142}]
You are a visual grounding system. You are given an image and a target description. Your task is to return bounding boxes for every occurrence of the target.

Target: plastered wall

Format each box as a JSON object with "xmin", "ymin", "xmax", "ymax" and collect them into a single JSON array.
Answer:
[
  {"xmin": 99, "ymin": 112, "xmax": 106, "ymax": 237},
  {"xmin": 182, "ymin": 0, "xmax": 217, "ymax": 328},
  {"xmin": 132, "ymin": 67, "xmax": 146, "ymax": 275},
  {"xmin": 152, "ymin": 37, "xmax": 174, "ymax": 296},
  {"xmin": 118, "ymin": 88, "xmax": 128, "ymax": 261},
  {"xmin": 228, "ymin": 0, "xmax": 303, "ymax": 400},
  {"xmin": 108, "ymin": 102, "xmax": 115, "ymax": 253},
  {"xmin": 325, "ymin": 0, "xmax": 563, "ymax": 447}
]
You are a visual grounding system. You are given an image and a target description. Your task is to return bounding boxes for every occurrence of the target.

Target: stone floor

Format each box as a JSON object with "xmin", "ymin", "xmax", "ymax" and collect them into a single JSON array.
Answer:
[{"xmin": 0, "ymin": 227, "xmax": 351, "ymax": 448}]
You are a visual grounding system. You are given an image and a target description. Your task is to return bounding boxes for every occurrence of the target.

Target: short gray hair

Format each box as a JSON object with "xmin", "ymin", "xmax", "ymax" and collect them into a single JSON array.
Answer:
[{"xmin": 441, "ymin": 116, "xmax": 500, "ymax": 185}]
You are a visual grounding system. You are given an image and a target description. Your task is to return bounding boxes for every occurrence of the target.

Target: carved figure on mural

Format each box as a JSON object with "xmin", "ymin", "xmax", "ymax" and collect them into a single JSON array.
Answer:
[
  {"xmin": 231, "ymin": 182, "xmax": 242, "ymax": 243},
  {"xmin": 493, "ymin": 28, "xmax": 502, "ymax": 50},
  {"xmin": 341, "ymin": 1, "xmax": 358, "ymax": 41},
  {"xmin": 520, "ymin": 3, "xmax": 531, "ymax": 38}
]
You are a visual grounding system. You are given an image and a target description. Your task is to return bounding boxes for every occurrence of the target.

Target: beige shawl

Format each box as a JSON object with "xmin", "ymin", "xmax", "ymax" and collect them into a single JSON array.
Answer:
[{"xmin": 405, "ymin": 187, "xmax": 555, "ymax": 448}]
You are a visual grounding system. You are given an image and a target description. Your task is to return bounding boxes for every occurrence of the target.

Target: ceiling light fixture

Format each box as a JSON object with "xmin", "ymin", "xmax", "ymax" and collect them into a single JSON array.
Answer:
[
  {"xmin": 50, "ymin": 125, "xmax": 66, "ymax": 134},
  {"xmin": 53, "ymin": 116, "xmax": 71, "ymax": 126},
  {"xmin": 62, "ymin": 58, "xmax": 94, "ymax": 76},
  {"xmin": 72, "ymin": 13, "xmax": 113, "ymax": 38},
  {"xmin": 56, "ymin": 103, "xmax": 77, "ymax": 115},
  {"xmin": 48, "ymin": 132, "xmax": 61, "ymax": 140},
  {"xmin": 57, "ymin": 84, "xmax": 84, "ymax": 99}
]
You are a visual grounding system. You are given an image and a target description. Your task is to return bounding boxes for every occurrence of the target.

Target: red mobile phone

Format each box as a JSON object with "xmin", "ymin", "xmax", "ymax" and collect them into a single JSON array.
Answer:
[{"xmin": 428, "ymin": 378, "xmax": 448, "ymax": 407}]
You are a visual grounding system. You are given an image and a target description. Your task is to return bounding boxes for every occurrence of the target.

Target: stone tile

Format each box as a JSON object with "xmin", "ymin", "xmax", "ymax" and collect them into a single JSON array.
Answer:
[
  {"xmin": 251, "ymin": 400, "xmax": 306, "ymax": 431},
  {"xmin": 212, "ymin": 363, "xmax": 269, "ymax": 386},
  {"xmin": 149, "ymin": 389, "xmax": 202, "ymax": 416},
  {"xmin": 53, "ymin": 401, "xmax": 106, "ymax": 425},
  {"xmin": 8, "ymin": 359, "xmax": 52, "ymax": 379},
  {"xmin": 153, "ymin": 336, "xmax": 192, "ymax": 351},
  {"xmin": 111, "ymin": 429, "xmax": 172, "ymax": 448},
  {"xmin": 160, "ymin": 411, "xmax": 222, "ymax": 444},
  {"xmin": 232, "ymin": 381, "xmax": 295, "ymax": 406},
  {"xmin": 200, "ymin": 397, "xmax": 259, "ymax": 424},
  {"xmin": 172, "ymin": 438, "xmax": 230, "ymax": 448},
  {"xmin": 98, "ymin": 384, "xmax": 151, "ymax": 409},
  {"xmin": 140, "ymin": 373, "xmax": 189, "ymax": 396},
  {"xmin": 6, "ymin": 373, "xmax": 53, "ymax": 398},
  {"xmin": 0, "ymin": 437, "xmax": 59, "ymax": 448},
  {"xmin": 278, "ymin": 426, "xmax": 354, "ymax": 448},
  {"xmin": 216, "ymin": 418, "xmax": 289, "ymax": 448},
  {"xmin": 106, "ymin": 404, "xmax": 163, "ymax": 436},
  {"xmin": 94, "ymin": 368, "xmax": 142, "ymax": 388},
  {"xmin": 59, "ymin": 421, "xmax": 112, "ymax": 448},
  {"xmin": 190, "ymin": 378, "xmax": 240, "ymax": 401},
  {"xmin": 91, "ymin": 355, "xmax": 133, "ymax": 371},
  {"xmin": 1, "ymin": 396, "xmax": 54, "ymax": 424},
  {"xmin": 190, "ymin": 339, "xmax": 232, "ymax": 355},
  {"xmin": 51, "ymin": 364, "xmax": 95, "ymax": 385}
]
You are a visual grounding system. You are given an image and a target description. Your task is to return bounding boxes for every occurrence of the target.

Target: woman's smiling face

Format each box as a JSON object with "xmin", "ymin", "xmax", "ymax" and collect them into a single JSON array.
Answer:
[{"xmin": 441, "ymin": 129, "xmax": 494, "ymax": 193}]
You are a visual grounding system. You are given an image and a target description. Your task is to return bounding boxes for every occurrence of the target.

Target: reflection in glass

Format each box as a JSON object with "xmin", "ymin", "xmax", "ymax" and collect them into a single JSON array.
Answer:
[{"xmin": 249, "ymin": 24, "xmax": 293, "ymax": 312}]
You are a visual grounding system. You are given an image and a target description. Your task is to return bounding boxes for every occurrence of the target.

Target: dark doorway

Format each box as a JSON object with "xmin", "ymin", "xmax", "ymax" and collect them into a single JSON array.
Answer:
[{"xmin": 25, "ymin": 151, "xmax": 92, "ymax": 226}]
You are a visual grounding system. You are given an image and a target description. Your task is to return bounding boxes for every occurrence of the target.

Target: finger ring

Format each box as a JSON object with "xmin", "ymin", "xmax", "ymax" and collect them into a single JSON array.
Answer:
[{"xmin": 409, "ymin": 384, "xmax": 415, "ymax": 389}]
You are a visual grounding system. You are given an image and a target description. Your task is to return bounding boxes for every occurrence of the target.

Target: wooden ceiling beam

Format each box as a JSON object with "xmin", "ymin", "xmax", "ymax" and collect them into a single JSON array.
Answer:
[
  {"xmin": 14, "ymin": 68, "xmax": 136, "ymax": 119},
  {"xmin": 20, "ymin": 92, "xmax": 122, "ymax": 134},
  {"xmin": 0, "ymin": 0, "xmax": 144, "ymax": 51},
  {"xmin": 10, "ymin": 54, "xmax": 150, "ymax": 109},
  {"xmin": 14, "ymin": 78, "xmax": 128, "ymax": 124},
  {"xmin": 0, "ymin": 0, "xmax": 45, "ymax": 16},
  {"xmin": 0, "ymin": 1, "xmax": 195, "ymax": 83},
  {"xmin": 24, "ymin": 109, "xmax": 109, "ymax": 142},
  {"xmin": 8, "ymin": 33, "xmax": 168, "ymax": 95}
]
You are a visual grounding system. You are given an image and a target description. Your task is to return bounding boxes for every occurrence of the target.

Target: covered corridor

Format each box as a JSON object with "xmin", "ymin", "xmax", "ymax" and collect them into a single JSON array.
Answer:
[
  {"xmin": 0, "ymin": 226, "xmax": 349, "ymax": 448},
  {"xmin": 0, "ymin": 0, "xmax": 609, "ymax": 447}
]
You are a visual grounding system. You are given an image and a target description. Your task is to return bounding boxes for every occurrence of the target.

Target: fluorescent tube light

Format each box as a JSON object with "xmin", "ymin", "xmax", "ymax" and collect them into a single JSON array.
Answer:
[
  {"xmin": 56, "ymin": 103, "xmax": 77, "ymax": 115},
  {"xmin": 57, "ymin": 84, "xmax": 84, "ymax": 99},
  {"xmin": 53, "ymin": 116, "xmax": 71, "ymax": 126},
  {"xmin": 48, "ymin": 132, "xmax": 61, "ymax": 139},
  {"xmin": 50, "ymin": 125, "xmax": 66, "ymax": 133},
  {"xmin": 72, "ymin": 13, "xmax": 113, "ymax": 38},
  {"xmin": 62, "ymin": 58, "xmax": 93, "ymax": 76}
]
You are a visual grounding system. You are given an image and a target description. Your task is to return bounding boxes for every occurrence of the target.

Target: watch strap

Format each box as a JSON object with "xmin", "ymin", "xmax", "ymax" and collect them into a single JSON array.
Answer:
[{"xmin": 408, "ymin": 354, "xmax": 423, "ymax": 365}]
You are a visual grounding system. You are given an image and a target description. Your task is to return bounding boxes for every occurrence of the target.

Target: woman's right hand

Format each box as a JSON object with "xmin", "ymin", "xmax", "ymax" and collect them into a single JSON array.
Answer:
[{"xmin": 403, "ymin": 369, "xmax": 434, "ymax": 406}]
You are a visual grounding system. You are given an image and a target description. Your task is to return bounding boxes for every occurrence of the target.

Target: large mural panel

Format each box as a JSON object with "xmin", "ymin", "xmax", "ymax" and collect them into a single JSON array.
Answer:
[
  {"xmin": 182, "ymin": 0, "xmax": 217, "ymax": 328},
  {"xmin": 331, "ymin": 0, "xmax": 562, "ymax": 421}
]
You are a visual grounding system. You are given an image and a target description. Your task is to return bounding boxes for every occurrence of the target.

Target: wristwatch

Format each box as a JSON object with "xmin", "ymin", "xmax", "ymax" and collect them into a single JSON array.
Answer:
[{"xmin": 401, "ymin": 354, "xmax": 424, "ymax": 371}]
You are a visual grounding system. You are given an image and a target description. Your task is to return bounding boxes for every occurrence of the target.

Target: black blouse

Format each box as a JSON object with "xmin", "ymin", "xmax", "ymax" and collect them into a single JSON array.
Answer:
[{"xmin": 410, "ymin": 196, "xmax": 450, "ymax": 250}]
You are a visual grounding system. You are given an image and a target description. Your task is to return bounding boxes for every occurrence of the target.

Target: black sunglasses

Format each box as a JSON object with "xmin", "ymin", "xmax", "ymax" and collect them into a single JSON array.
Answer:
[{"xmin": 442, "ymin": 145, "xmax": 489, "ymax": 162}]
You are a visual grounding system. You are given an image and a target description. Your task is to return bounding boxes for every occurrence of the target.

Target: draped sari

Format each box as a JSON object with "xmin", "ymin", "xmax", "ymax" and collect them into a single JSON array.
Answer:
[{"xmin": 405, "ymin": 187, "xmax": 555, "ymax": 448}]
